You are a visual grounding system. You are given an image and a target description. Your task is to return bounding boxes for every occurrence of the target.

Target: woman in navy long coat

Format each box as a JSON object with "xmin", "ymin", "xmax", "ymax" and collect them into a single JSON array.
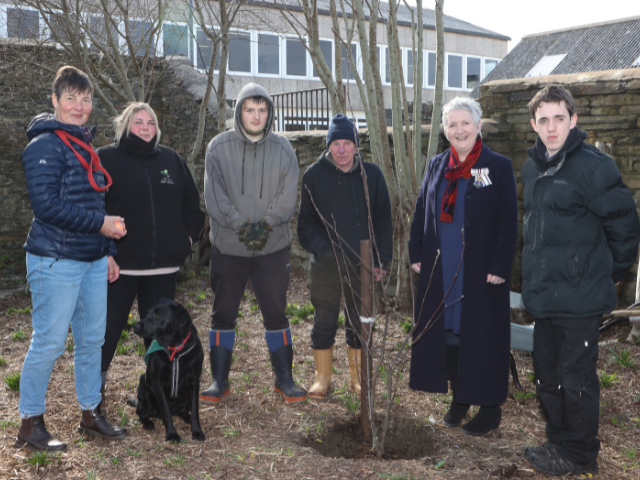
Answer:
[{"xmin": 408, "ymin": 97, "xmax": 518, "ymax": 436}]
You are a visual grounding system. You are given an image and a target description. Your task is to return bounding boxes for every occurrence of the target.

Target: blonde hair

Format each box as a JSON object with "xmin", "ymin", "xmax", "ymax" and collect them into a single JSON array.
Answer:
[{"xmin": 113, "ymin": 102, "xmax": 161, "ymax": 148}]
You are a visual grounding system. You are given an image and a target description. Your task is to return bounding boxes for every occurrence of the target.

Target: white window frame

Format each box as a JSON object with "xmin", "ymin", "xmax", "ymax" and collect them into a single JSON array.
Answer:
[
  {"xmin": 403, "ymin": 47, "xmax": 414, "ymax": 87},
  {"xmin": 255, "ymin": 31, "xmax": 281, "ymax": 78},
  {"xmin": 1, "ymin": 5, "xmax": 44, "ymax": 40},
  {"xmin": 381, "ymin": 45, "xmax": 391, "ymax": 86},
  {"xmin": 283, "ymin": 35, "xmax": 309, "ymax": 79},
  {"xmin": 226, "ymin": 28, "xmax": 252, "ymax": 76},
  {"xmin": 311, "ymin": 37, "xmax": 334, "ymax": 80},
  {"xmin": 193, "ymin": 24, "xmax": 218, "ymax": 71},
  {"xmin": 160, "ymin": 21, "xmax": 191, "ymax": 59},
  {"xmin": 483, "ymin": 57, "xmax": 500, "ymax": 79},
  {"xmin": 445, "ymin": 53, "xmax": 465, "ymax": 91},
  {"xmin": 423, "ymin": 50, "xmax": 436, "ymax": 89},
  {"xmin": 465, "ymin": 54, "xmax": 482, "ymax": 91}
]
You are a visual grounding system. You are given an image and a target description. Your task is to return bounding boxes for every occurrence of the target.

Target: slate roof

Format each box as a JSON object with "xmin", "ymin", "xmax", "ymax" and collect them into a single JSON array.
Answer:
[
  {"xmin": 247, "ymin": 0, "xmax": 510, "ymax": 41},
  {"xmin": 470, "ymin": 16, "xmax": 640, "ymax": 98}
]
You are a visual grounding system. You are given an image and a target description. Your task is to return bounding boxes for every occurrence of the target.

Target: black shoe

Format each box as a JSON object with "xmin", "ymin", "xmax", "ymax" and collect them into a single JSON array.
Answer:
[
  {"xmin": 200, "ymin": 345, "xmax": 232, "ymax": 404},
  {"xmin": 461, "ymin": 406, "xmax": 501, "ymax": 436},
  {"xmin": 443, "ymin": 401, "xmax": 470, "ymax": 427},
  {"xmin": 15, "ymin": 415, "xmax": 67, "ymax": 452},
  {"xmin": 269, "ymin": 345, "xmax": 306, "ymax": 404},
  {"xmin": 78, "ymin": 405, "xmax": 128, "ymax": 441},
  {"xmin": 524, "ymin": 440, "xmax": 559, "ymax": 462},
  {"xmin": 526, "ymin": 445, "xmax": 598, "ymax": 477}
]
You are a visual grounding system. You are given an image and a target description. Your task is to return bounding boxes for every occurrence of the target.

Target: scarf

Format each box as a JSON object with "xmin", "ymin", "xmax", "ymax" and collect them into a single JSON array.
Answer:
[
  {"xmin": 440, "ymin": 135, "xmax": 483, "ymax": 222},
  {"xmin": 55, "ymin": 129, "xmax": 112, "ymax": 192}
]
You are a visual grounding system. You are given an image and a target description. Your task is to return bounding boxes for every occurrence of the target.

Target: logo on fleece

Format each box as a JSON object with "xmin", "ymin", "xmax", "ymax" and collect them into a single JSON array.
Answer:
[{"xmin": 160, "ymin": 169, "xmax": 175, "ymax": 185}]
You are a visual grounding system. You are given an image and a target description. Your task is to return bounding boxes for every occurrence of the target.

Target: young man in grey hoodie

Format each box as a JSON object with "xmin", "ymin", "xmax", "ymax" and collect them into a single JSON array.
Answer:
[{"xmin": 202, "ymin": 83, "xmax": 305, "ymax": 404}]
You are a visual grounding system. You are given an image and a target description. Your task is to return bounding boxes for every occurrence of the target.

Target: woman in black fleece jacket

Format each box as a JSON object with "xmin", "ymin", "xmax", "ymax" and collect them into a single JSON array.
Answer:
[{"xmin": 98, "ymin": 102, "xmax": 204, "ymax": 401}]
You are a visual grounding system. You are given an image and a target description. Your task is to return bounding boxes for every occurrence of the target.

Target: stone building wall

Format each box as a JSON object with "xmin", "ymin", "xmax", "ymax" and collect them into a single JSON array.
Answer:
[{"xmin": 478, "ymin": 68, "xmax": 640, "ymax": 305}]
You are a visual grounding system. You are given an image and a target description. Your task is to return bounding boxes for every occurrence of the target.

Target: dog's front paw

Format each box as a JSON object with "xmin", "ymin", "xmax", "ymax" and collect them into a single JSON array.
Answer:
[
  {"xmin": 141, "ymin": 419, "xmax": 155, "ymax": 430},
  {"xmin": 192, "ymin": 429, "xmax": 206, "ymax": 442},
  {"xmin": 166, "ymin": 431, "xmax": 181, "ymax": 443}
]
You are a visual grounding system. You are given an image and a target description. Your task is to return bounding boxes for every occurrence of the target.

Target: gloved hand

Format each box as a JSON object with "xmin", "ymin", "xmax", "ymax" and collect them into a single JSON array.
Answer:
[
  {"xmin": 239, "ymin": 219, "xmax": 273, "ymax": 251},
  {"xmin": 237, "ymin": 220, "xmax": 252, "ymax": 244}
]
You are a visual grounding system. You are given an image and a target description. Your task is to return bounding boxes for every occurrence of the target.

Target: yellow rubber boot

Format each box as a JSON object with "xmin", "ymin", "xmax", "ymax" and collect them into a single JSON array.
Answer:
[
  {"xmin": 347, "ymin": 347, "xmax": 362, "ymax": 394},
  {"xmin": 308, "ymin": 348, "xmax": 332, "ymax": 399}
]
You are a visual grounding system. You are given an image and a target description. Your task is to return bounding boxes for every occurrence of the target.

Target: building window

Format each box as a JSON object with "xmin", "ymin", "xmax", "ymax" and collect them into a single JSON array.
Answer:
[
  {"xmin": 341, "ymin": 43, "xmax": 358, "ymax": 80},
  {"xmin": 47, "ymin": 12, "xmax": 76, "ymax": 45},
  {"xmin": 466, "ymin": 56, "xmax": 481, "ymax": 89},
  {"xmin": 384, "ymin": 46, "xmax": 390, "ymax": 83},
  {"xmin": 129, "ymin": 20, "xmax": 155, "ymax": 57},
  {"xmin": 195, "ymin": 27, "xmax": 219, "ymax": 70},
  {"xmin": 7, "ymin": 8, "xmax": 39, "ymax": 40},
  {"xmin": 406, "ymin": 49, "xmax": 414, "ymax": 85},
  {"xmin": 88, "ymin": 16, "xmax": 118, "ymax": 51},
  {"xmin": 525, "ymin": 54, "xmax": 567, "ymax": 77},
  {"xmin": 286, "ymin": 38, "xmax": 306, "ymax": 76},
  {"xmin": 447, "ymin": 54, "xmax": 463, "ymax": 89},
  {"xmin": 426, "ymin": 51, "xmax": 436, "ymax": 87},
  {"xmin": 484, "ymin": 58, "xmax": 498, "ymax": 78},
  {"xmin": 163, "ymin": 23, "xmax": 189, "ymax": 58},
  {"xmin": 228, "ymin": 31, "xmax": 251, "ymax": 73},
  {"xmin": 258, "ymin": 33, "xmax": 279, "ymax": 75},
  {"xmin": 312, "ymin": 39, "xmax": 332, "ymax": 78}
]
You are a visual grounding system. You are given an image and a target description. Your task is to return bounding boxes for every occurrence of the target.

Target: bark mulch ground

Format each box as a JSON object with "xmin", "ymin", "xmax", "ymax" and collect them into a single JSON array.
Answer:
[{"xmin": 1, "ymin": 267, "xmax": 639, "ymax": 479}]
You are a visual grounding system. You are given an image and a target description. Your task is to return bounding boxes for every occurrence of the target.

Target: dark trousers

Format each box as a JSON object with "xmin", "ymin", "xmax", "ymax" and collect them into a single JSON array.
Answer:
[
  {"xmin": 102, "ymin": 272, "xmax": 177, "ymax": 373},
  {"xmin": 209, "ymin": 247, "xmax": 290, "ymax": 331},
  {"xmin": 309, "ymin": 256, "xmax": 361, "ymax": 349},
  {"xmin": 533, "ymin": 317, "xmax": 600, "ymax": 465}
]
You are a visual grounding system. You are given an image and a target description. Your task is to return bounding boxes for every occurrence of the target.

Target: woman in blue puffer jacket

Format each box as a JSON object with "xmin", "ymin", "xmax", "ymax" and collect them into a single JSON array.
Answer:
[{"xmin": 16, "ymin": 66, "xmax": 128, "ymax": 452}]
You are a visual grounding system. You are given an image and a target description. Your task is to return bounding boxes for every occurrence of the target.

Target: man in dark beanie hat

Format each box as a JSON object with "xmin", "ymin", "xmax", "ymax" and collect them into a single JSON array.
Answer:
[{"xmin": 297, "ymin": 113, "xmax": 393, "ymax": 399}]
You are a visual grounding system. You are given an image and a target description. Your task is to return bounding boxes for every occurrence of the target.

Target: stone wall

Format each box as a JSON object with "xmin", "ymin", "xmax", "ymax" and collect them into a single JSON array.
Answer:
[
  {"xmin": 478, "ymin": 68, "xmax": 640, "ymax": 305},
  {"xmin": 0, "ymin": 46, "xmax": 218, "ymax": 255}
]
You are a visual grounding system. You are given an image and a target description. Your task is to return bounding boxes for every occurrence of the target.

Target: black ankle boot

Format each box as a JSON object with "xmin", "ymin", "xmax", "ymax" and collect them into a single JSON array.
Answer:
[
  {"xmin": 200, "ymin": 345, "xmax": 232, "ymax": 404},
  {"xmin": 443, "ymin": 344, "xmax": 470, "ymax": 427},
  {"xmin": 462, "ymin": 405, "xmax": 502, "ymax": 436},
  {"xmin": 78, "ymin": 405, "xmax": 128, "ymax": 440},
  {"xmin": 15, "ymin": 415, "xmax": 67, "ymax": 452},
  {"xmin": 269, "ymin": 345, "xmax": 306, "ymax": 404}
]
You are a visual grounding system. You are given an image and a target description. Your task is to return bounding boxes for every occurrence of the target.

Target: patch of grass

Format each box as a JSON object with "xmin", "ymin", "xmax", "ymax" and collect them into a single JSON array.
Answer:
[
  {"xmin": 513, "ymin": 391, "xmax": 536, "ymax": 402},
  {"xmin": 525, "ymin": 371, "xmax": 535, "ymax": 383},
  {"xmin": 599, "ymin": 369, "xmax": 619, "ymax": 388},
  {"xmin": 135, "ymin": 340, "xmax": 146, "ymax": 357},
  {"xmin": 249, "ymin": 304, "xmax": 259, "ymax": 314},
  {"xmin": 260, "ymin": 386, "xmax": 269, "ymax": 394},
  {"xmin": 400, "ymin": 318, "xmax": 413, "ymax": 334},
  {"xmin": 197, "ymin": 292, "xmax": 207, "ymax": 301},
  {"xmin": 250, "ymin": 296, "xmax": 257, "ymax": 303},
  {"xmin": 222, "ymin": 427, "xmax": 240, "ymax": 437},
  {"xmin": 622, "ymin": 448, "xmax": 637, "ymax": 460},
  {"xmin": 285, "ymin": 303, "xmax": 315, "ymax": 325},
  {"xmin": 186, "ymin": 301, "xmax": 195, "ymax": 308},
  {"xmin": 127, "ymin": 314, "xmax": 137, "ymax": 327},
  {"xmin": 117, "ymin": 406, "xmax": 129, "ymax": 427},
  {"xmin": 0, "ymin": 357, "xmax": 7, "ymax": 367},
  {"xmin": 111, "ymin": 456, "xmax": 122, "ymax": 466},
  {"xmin": 610, "ymin": 347, "xmax": 635, "ymax": 368},
  {"xmin": 4, "ymin": 372, "xmax": 20, "ymax": 392},
  {"xmin": 10, "ymin": 329, "xmax": 27, "ymax": 341},
  {"xmin": 66, "ymin": 342, "xmax": 74, "ymax": 352},
  {"xmin": 120, "ymin": 330, "xmax": 130, "ymax": 342},
  {"xmin": 0, "ymin": 418, "xmax": 20, "ymax": 429},
  {"xmin": 7, "ymin": 306, "xmax": 32, "ymax": 316},
  {"xmin": 237, "ymin": 329, "xmax": 248, "ymax": 337},
  {"xmin": 116, "ymin": 341, "xmax": 130, "ymax": 355},
  {"xmin": 378, "ymin": 365, "xmax": 389, "ymax": 385},
  {"xmin": 164, "ymin": 452, "xmax": 186, "ymax": 467},
  {"xmin": 25, "ymin": 450, "xmax": 61, "ymax": 467},
  {"xmin": 126, "ymin": 446, "xmax": 141, "ymax": 457},
  {"xmin": 338, "ymin": 391, "xmax": 360, "ymax": 411},
  {"xmin": 337, "ymin": 312, "xmax": 345, "ymax": 327}
]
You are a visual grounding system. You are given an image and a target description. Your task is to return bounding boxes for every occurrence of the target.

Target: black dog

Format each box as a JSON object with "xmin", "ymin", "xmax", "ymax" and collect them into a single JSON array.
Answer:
[{"xmin": 132, "ymin": 299, "xmax": 205, "ymax": 442}]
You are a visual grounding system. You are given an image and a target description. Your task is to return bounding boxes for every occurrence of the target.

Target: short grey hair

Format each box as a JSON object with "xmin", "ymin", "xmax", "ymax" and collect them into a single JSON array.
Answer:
[
  {"xmin": 442, "ymin": 96, "xmax": 483, "ymax": 128},
  {"xmin": 113, "ymin": 102, "xmax": 161, "ymax": 148}
]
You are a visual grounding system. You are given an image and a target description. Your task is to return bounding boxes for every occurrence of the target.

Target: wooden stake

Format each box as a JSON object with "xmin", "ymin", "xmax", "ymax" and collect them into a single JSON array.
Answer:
[{"xmin": 360, "ymin": 239, "xmax": 373, "ymax": 444}]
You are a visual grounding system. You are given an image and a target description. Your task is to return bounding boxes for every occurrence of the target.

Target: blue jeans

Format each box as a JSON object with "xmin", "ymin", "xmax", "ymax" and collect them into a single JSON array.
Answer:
[{"xmin": 20, "ymin": 253, "xmax": 107, "ymax": 418}]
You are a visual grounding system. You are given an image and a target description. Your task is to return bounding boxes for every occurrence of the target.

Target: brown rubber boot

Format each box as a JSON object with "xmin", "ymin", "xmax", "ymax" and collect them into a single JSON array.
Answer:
[
  {"xmin": 78, "ymin": 405, "xmax": 128, "ymax": 440},
  {"xmin": 15, "ymin": 415, "xmax": 67, "ymax": 452},
  {"xmin": 347, "ymin": 347, "xmax": 362, "ymax": 394},
  {"xmin": 308, "ymin": 348, "xmax": 332, "ymax": 399}
]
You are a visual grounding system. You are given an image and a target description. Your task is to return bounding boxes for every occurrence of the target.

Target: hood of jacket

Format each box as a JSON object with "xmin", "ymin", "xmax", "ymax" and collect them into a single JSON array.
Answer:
[
  {"xmin": 233, "ymin": 83, "xmax": 275, "ymax": 145},
  {"xmin": 27, "ymin": 112, "xmax": 96, "ymax": 143}
]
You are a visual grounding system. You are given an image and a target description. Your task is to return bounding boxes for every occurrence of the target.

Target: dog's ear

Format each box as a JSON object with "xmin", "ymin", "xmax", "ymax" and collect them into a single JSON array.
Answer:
[{"xmin": 170, "ymin": 302, "xmax": 191, "ymax": 331}]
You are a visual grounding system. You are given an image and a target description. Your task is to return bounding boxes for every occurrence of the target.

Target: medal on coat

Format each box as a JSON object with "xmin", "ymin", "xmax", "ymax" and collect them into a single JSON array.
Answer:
[{"xmin": 471, "ymin": 168, "xmax": 492, "ymax": 188}]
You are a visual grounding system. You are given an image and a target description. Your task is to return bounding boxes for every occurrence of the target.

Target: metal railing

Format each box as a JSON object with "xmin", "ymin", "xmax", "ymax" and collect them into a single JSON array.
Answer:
[{"xmin": 231, "ymin": 87, "xmax": 336, "ymax": 132}]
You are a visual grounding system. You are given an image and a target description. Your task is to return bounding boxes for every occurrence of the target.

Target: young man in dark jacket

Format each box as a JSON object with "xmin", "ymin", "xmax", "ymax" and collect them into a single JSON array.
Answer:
[
  {"xmin": 202, "ymin": 83, "xmax": 305, "ymax": 404},
  {"xmin": 297, "ymin": 114, "xmax": 393, "ymax": 399},
  {"xmin": 522, "ymin": 85, "xmax": 640, "ymax": 476}
]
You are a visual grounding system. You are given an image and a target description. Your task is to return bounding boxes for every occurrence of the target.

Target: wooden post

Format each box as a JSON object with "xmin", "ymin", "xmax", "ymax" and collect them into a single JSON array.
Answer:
[{"xmin": 360, "ymin": 240, "xmax": 373, "ymax": 444}]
